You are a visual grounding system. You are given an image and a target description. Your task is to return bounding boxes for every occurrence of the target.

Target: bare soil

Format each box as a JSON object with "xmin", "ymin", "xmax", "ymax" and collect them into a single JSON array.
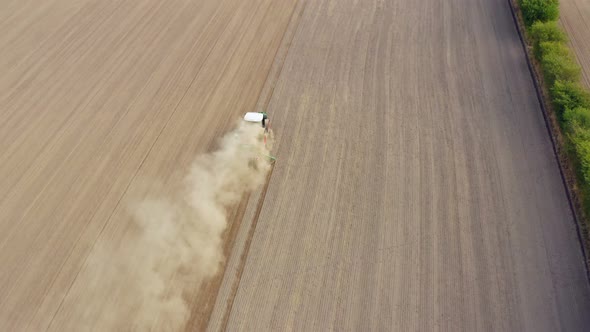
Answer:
[
  {"xmin": 1, "ymin": 0, "xmax": 590, "ymax": 331},
  {"xmin": 213, "ymin": 0, "xmax": 590, "ymax": 330}
]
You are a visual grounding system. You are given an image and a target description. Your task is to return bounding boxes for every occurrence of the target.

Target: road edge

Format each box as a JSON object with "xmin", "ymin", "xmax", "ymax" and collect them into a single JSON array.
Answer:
[{"xmin": 506, "ymin": 0, "xmax": 590, "ymax": 282}]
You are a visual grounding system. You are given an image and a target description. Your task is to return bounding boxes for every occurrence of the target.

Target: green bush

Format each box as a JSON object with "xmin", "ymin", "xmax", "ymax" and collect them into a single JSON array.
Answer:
[
  {"xmin": 519, "ymin": 0, "xmax": 559, "ymax": 26},
  {"xmin": 530, "ymin": 21, "xmax": 567, "ymax": 59},
  {"xmin": 539, "ymin": 42, "xmax": 581, "ymax": 86},
  {"xmin": 551, "ymin": 80, "xmax": 590, "ymax": 115},
  {"xmin": 569, "ymin": 124, "xmax": 590, "ymax": 184},
  {"xmin": 564, "ymin": 107, "xmax": 590, "ymax": 131},
  {"xmin": 563, "ymin": 106, "xmax": 590, "ymax": 199}
]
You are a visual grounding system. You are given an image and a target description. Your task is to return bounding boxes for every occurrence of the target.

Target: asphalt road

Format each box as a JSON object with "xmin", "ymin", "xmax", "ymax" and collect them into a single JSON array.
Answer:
[{"xmin": 210, "ymin": 0, "xmax": 590, "ymax": 330}]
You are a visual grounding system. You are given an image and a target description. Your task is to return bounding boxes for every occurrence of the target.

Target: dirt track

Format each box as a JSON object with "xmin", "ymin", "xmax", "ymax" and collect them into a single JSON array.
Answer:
[
  {"xmin": 560, "ymin": 0, "xmax": 590, "ymax": 88},
  {"xmin": 1, "ymin": 0, "xmax": 590, "ymax": 331}
]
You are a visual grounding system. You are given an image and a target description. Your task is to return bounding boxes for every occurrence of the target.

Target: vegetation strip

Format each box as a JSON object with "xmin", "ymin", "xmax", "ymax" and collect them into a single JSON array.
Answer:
[{"xmin": 508, "ymin": 0, "xmax": 590, "ymax": 278}]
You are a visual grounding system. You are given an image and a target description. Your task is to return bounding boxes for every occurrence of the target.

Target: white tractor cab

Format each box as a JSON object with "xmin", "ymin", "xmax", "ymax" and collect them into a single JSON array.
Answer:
[{"xmin": 243, "ymin": 112, "xmax": 269, "ymax": 131}]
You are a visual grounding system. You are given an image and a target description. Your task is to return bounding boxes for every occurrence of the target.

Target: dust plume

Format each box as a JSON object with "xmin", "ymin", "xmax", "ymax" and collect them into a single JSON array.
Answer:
[{"xmin": 78, "ymin": 120, "xmax": 273, "ymax": 331}]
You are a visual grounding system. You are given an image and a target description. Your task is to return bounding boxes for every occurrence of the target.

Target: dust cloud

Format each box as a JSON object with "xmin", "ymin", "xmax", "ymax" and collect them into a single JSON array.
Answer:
[{"xmin": 79, "ymin": 120, "xmax": 273, "ymax": 331}]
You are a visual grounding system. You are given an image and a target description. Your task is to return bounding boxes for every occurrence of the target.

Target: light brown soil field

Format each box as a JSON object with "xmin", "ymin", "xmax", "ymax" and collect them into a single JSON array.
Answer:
[
  {"xmin": 560, "ymin": 0, "xmax": 590, "ymax": 88},
  {"xmin": 0, "ymin": 0, "xmax": 296, "ymax": 330},
  {"xmin": 2, "ymin": 0, "xmax": 590, "ymax": 331},
  {"xmin": 210, "ymin": 0, "xmax": 590, "ymax": 331}
]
